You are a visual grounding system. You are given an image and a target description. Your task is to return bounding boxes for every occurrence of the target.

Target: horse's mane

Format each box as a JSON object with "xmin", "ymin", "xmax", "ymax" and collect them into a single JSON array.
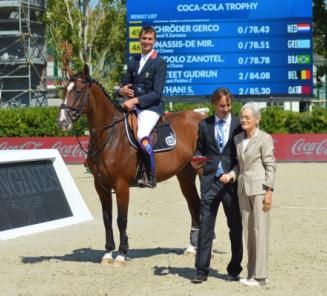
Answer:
[
  {"xmin": 91, "ymin": 79, "xmax": 111, "ymax": 99},
  {"xmin": 90, "ymin": 78, "xmax": 123, "ymax": 112}
]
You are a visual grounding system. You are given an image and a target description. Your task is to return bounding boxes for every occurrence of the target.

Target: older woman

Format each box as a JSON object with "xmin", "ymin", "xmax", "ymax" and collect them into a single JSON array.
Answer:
[{"xmin": 223, "ymin": 102, "xmax": 276, "ymax": 286}]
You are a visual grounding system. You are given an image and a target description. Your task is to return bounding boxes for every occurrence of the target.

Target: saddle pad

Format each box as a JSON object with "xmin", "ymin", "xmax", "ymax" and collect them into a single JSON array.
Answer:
[{"xmin": 124, "ymin": 114, "xmax": 177, "ymax": 152}]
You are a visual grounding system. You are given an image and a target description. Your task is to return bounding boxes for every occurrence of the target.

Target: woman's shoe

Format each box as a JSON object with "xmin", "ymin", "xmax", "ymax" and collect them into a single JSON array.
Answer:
[{"xmin": 239, "ymin": 277, "xmax": 268, "ymax": 287}]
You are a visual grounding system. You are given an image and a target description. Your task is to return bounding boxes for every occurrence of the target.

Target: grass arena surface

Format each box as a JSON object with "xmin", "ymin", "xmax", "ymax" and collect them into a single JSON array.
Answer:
[{"xmin": 0, "ymin": 163, "xmax": 326, "ymax": 296}]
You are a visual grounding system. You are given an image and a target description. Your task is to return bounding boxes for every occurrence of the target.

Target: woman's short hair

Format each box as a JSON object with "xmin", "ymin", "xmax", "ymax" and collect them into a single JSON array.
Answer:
[
  {"xmin": 211, "ymin": 87, "xmax": 233, "ymax": 105},
  {"xmin": 240, "ymin": 102, "xmax": 261, "ymax": 119}
]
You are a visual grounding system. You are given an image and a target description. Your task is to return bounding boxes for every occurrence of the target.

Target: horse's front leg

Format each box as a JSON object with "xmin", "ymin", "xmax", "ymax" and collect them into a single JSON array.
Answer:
[
  {"xmin": 176, "ymin": 164, "xmax": 201, "ymax": 256},
  {"xmin": 114, "ymin": 180, "xmax": 130, "ymax": 265},
  {"xmin": 94, "ymin": 181, "xmax": 115, "ymax": 265}
]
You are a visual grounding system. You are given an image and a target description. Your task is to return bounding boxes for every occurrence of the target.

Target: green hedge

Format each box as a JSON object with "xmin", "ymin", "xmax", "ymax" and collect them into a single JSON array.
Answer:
[
  {"xmin": 0, "ymin": 105, "xmax": 326, "ymax": 136},
  {"xmin": 0, "ymin": 107, "xmax": 87, "ymax": 137},
  {"xmin": 171, "ymin": 102, "xmax": 327, "ymax": 133},
  {"xmin": 169, "ymin": 101, "xmax": 242, "ymax": 116},
  {"xmin": 260, "ymin": 107, "xmax": 327, "ymax": 133}
]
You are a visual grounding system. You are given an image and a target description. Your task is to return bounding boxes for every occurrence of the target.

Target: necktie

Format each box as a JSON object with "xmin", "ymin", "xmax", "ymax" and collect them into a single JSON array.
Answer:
[
  {"xmin": 217, "ymin": 119, "xmax": 225, "ymax": 151},
  {"xmin": 216, "ymin": 119, "xmax": 225, "ymax": 177}
]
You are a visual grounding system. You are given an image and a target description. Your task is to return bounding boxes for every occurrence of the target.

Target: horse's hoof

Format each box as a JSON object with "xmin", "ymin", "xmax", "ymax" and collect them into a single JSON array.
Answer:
[
  {"xmin": 101, "ymin": 258, "xmax": 114, "ymax": 265},
  {"xmin": 185, "ymin": 251, "xmax": 196, "ymax": 257},
  {"xmin": 101, "ymin": 252, "xmax": 114, "ymax": 265},
  {"xmin": 113, "ymin": 254, "xmax": 126, "ymax": 267},
  {"xmin": 185, "ymin": 250, "xmax": 196, "ymax": 256},
  {"xmin": 184, "ymin": 245, "xmax": 196, "ymax": 256},
  {"xmin": 113, "ymin": 259, "xmax": 126, "ymax": 267}
]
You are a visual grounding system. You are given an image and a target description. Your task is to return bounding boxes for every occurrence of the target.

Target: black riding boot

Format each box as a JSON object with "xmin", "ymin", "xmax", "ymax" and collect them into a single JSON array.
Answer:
[
  {"xmin": 138, "ymin": 137, "xmax": 156, "ymax": 188},
  {"xmin": 142, "ymin": 151, "xmax": 156, "ymax": 188},
  {"xmin": 137, "ymin": 152, "xmax": 148, "ymax": 187}
]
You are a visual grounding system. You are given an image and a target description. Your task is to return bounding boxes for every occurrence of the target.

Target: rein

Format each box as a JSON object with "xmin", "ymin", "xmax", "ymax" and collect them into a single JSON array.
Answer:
[
  {"xmin": 87, "ymin": 112, "xmax": 126, "ymax": 157},
  {"xmin": 60, "ymin": 77, "xmax": 127, "ymax": 156}
]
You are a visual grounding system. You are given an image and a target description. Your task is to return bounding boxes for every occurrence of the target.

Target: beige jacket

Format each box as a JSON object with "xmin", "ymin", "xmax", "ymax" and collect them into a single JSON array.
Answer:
[{"xmin": 230, "ymin": 128, "xmax": 276, "ymax": 197}]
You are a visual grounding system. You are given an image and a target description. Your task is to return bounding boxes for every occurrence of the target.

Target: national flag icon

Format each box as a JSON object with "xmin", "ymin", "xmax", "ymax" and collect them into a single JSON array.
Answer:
[
  {"xmin": 297, "ymin": 55, "xmax": 311, "ymax": 64},
  {"xmin": 297, "ymin": 39, "xmax": 311, "ymax": 48},
  {"xmin": 294, "ymin": 85, "xmax": 312, "ymax": 94},
  {"xmin": 297, "ymin": 70, "xmax": 311, "ymax": 80},
  {"xmin": 296, "ymin": 23, "xmax": 311, "ymax": 32}
]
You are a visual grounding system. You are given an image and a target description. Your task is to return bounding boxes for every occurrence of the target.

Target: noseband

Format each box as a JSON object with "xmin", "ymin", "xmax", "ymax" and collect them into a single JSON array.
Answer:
[{"xmin": 60, "ymin": 77, "xmax": 90, "ymax": 121}]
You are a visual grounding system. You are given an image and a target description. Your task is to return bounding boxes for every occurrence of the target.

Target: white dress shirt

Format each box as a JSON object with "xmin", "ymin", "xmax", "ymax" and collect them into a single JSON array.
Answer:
[{"xmin": 138, "ymin": 50, "xmax": 153, "ymax": 74}]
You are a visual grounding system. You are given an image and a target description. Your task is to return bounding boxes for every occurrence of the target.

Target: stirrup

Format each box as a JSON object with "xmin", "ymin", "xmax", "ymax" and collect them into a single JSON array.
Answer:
[
  {"xmin": 137, "ymin": 171, "xmax": 148, "ymax": 187},
  {"xmin": 137, "ymin": 177, "xmax": 147, "ymax": 187},
  {"xmin": 147, "ymin": 174, "xmax": 157, "ymax": 188}
]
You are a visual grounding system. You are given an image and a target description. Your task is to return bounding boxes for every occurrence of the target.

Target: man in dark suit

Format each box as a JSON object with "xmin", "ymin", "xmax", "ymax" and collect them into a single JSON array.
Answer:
[
  {"xmin": 191, "ymin": 87, "xmax": 243, "ymax": 283},
  {"xmin": 119, "ymin": 26, "xmax": 167, "ymax": 188}
]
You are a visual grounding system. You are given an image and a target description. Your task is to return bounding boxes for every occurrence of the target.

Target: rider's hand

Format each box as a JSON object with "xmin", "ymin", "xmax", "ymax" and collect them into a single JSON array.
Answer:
[
  {"xmin": 121, "ymin": 97, "xmax": 139, "ymax": 111},
  {"xmin": 119, "ymin": 84, "xmax": 134, "ymax": 97}
]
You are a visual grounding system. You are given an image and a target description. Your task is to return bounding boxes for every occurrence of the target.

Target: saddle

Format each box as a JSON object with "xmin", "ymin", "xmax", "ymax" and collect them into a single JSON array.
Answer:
[
  {"xmin": 125, "ymin": 112, "xmax": 176, "ymax": 152},
  {"xmin": 125, "ymin": 111, "xmax": 177, "ymax": 187}
]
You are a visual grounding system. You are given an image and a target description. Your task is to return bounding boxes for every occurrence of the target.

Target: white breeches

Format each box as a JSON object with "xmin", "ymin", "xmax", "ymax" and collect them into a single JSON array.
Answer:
[{"xmin": 135, "ymin": 108, "xmax": 160, "ymax": 142}]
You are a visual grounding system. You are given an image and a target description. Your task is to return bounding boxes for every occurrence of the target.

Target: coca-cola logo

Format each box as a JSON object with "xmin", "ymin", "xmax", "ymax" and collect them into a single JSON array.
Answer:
[
  {"xmin": 292, "ymin": 138, "xmax": 327, "ymax": 156},
  {"xmin": 0, "ymin": 138, "xmax": 88, "ymax": 162},
  {"xmin": 51, "ymin": 141, "xmax": 87, "ymax": 158},
  {"xmin": 0, "ymin": 141, "xmax": 43, "ymax": 149}
]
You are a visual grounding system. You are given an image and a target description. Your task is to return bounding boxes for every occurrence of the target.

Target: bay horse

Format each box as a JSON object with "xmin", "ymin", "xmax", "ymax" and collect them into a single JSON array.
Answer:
[{"xmin": 58, "ymin": 64, "xmax": 204, "ymax": 265}]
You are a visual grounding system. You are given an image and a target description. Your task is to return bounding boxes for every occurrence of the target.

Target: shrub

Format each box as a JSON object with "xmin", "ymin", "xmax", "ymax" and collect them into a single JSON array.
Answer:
[
  {"xmin": 0, "ymin": 104, "xmax": 326, "ymax": 136},
  {"xmin": 0, "ymin": 107, "xmax": 87, "ymax": 137},
  {"xmin": 168, "ymin": 101, "xmax": 242, "ymax": 117}
]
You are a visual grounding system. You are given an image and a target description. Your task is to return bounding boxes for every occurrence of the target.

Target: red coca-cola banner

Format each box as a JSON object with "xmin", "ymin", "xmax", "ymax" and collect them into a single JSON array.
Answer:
[
  {"xmin": 272, "ymin": 134, "xmax": 327, "ymax": 162},
  {"xmin": 0, "ymin": 137, "xmax": 89, "ymax": 163},
  {"xmin": 0, "ymin": 135, "xmax": 326, "ymax": 163}
]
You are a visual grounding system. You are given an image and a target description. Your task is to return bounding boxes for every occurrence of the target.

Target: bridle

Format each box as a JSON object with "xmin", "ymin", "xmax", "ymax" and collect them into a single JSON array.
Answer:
[
  {"xmin": 60, "ymin": 77, "xmax": 90, "ymax": 122},
  {"xmin": 59, "ymin": 76, "xmax": 127, "ymax": 156}
]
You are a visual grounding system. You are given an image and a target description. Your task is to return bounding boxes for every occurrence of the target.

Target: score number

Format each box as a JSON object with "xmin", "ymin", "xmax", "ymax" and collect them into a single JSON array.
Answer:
[
  {"xmin": 238, "ymin": 56, "xmax": 271, "ymax": 65},
  {"xmin": 129, "ymin": 26, "xmax": 141, "ymax": 39},
  {"xmin": 129, "ymin": 41, "xmax": 141, "ymax": 54},
  {"xmin": 237, "ymin": 25, "xmax": 270, "ymax": 34},
  {"xmin": 238, "ymin": 72, "xmax": 271, "ymax": 80},
  {"xmin": 238, "ymin": 87, "xmax": 271, "ymax": 95},
  {"xmin": 238, "ymin": 41, "xmax": 270, "ymax": 50}
]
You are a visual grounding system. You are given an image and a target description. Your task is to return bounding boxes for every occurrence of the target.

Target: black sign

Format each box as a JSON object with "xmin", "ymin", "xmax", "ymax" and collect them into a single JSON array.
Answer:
[{"xmin": 0, "ymin": 160, "xmax": 73, "ymax": 232}]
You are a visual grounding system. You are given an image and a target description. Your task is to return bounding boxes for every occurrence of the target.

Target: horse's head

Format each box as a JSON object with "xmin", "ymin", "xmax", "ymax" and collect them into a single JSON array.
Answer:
[{"xmin": 58, "ymin": 64, "xmax": 91, "ymax": 130}]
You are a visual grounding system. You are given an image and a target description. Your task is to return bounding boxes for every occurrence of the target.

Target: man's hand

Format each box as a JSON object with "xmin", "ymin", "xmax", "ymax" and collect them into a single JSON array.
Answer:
[
  {"xmin": 219, "ymin": 173, "xmax": 233, "ymax": 184},
  {"xmin": 190, "ymin": 161, "xmax": 206, "ymax": 175},
  {"xmin": 119, "ymin": 84, "xmax": 134, "ymax": 97},
  {"xmin": 121, "ymin": 97, "xmax": 139, "ymax": 111}
]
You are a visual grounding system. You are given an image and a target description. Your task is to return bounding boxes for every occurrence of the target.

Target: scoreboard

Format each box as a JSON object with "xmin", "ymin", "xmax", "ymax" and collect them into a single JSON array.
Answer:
[{"xmin": 126, "ymin": 0, "xmax": 313, "ymax": 98}]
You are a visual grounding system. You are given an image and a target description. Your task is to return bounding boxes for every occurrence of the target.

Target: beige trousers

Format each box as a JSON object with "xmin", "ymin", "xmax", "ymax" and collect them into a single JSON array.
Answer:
[{"xmin": 238, "ymin": 192, "xmax": 270, "ymax": 279}]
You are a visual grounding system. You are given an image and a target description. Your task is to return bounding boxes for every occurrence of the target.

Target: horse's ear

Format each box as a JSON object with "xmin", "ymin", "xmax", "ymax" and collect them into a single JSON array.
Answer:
[
  {"xmin": 82, "ymin": 64, "xmax": 91, "ymax": 81},
  {"xmin": 61, "ymin": 41, "xmax": 74, "ymax": 79},
  {"xmin": 66, "ymin": 65, "xmax": 74, "ymax": 80}
]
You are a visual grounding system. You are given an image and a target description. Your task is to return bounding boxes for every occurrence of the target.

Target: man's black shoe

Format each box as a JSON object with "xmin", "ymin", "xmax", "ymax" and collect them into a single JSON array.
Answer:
[{"xmin": 191, "ymin": 275, "xmax": 208, "ymax": 284}]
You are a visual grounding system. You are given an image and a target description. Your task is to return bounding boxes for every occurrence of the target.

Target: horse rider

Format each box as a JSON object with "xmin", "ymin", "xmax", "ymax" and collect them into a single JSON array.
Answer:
[{"xmin": 119, "ymin": 26, "xmax": 167, "ymax": 188}]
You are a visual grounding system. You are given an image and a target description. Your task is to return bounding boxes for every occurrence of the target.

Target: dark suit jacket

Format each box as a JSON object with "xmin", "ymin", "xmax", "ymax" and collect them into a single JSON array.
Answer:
[
  {"xmin": 121, "ymin": 50, "xmax": 167, "ymax": 115},
  {"xmin": 195, "ymin": 114, "xmax": 243, "ymax": 194}
]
